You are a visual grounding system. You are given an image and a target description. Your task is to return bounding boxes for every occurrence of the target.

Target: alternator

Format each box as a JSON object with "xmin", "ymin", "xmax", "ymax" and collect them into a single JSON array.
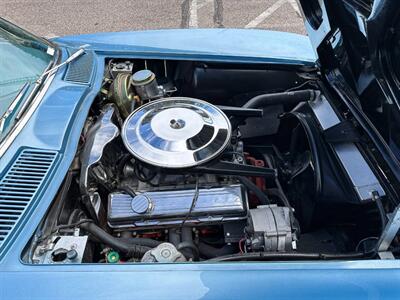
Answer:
[{"xmin": 246, "ymin": 205, "xmax": 295, "ymax": 252}]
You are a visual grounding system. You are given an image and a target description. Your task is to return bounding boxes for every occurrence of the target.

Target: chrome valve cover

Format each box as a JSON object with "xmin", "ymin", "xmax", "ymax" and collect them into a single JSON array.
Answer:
[
  {"xmin": 108, "ymin": 184, "xmax": 247, "ymax": 229},
  {"xmin": 121, "ymin": 97, "xmax": 231, "ymax": 168}
]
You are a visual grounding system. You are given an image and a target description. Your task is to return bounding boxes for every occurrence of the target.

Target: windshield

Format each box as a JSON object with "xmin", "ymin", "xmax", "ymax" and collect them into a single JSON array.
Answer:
[{"xmin": 0, "ymin": 19, "xmax": 53, "ymax": 141}]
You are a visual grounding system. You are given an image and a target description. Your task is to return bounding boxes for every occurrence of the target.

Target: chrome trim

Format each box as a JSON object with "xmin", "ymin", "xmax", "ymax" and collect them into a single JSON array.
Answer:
[
  {"xmin": 0, "ymin": 82, "xmax": 30, "ymax": 132},
  {"xmin": 0, "ymin": 72, "xmax": 56, "ymax": 158},
  {"xmin": 122, "ymin": 97, "xmax": 232, "ymax": 168},
  {"xmin": 309, "ymin": 95, "xmax": 385, "ymax": 201},
  {"xmin": 108, "ymin": 184, "xmax": 247, "ymax": 229},
  {"xmin": 377, "ymin": 204, "xmax": 400, "ymax": 252},
  {"xmin": 79, "ymin": 104, "xmax": 120, "ymax": 193}
]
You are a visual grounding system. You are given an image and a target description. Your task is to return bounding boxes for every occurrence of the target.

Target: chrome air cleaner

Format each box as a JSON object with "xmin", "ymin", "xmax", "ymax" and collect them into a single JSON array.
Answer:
[{"xmin": 121, "ymin": 97, "xmax": 231, "ymax": 168}]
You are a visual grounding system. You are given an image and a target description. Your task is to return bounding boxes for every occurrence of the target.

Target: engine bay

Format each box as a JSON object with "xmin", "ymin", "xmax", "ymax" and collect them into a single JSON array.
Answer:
[{"xmin": 24, "ymin": 58, "xmax": 395, "ymax": 264}]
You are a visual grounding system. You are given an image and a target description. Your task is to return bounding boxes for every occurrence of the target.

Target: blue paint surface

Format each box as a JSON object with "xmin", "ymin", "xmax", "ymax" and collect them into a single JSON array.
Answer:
[
  {"xmin": 55, "ymin": 29, "xmax": 316, "ymax": 65},
  {"xmin": 1, "ymin": 29, "xmax": 399, "ymax": 300}
]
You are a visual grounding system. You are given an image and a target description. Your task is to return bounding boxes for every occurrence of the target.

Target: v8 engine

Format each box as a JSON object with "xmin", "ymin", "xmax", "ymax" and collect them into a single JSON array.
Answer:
[{"xmin": 27, "ymin": 58, "xmax": 390, "ymax": 264}]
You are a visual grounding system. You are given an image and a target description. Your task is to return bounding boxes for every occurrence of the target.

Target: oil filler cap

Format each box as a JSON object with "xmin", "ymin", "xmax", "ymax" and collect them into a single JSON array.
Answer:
[{"xmin": 131, "ymin": 194, "xmax": 152, "ymax": 214}]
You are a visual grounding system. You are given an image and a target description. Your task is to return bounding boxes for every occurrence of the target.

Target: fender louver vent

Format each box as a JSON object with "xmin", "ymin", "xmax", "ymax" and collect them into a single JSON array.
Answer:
[
  {"xmin": 64, "ymin": 50, "xmax": 94, "ymax": 84},
  {"xmin": 0, "ymin": 149, "xmax": 57, "ymax": 256}
]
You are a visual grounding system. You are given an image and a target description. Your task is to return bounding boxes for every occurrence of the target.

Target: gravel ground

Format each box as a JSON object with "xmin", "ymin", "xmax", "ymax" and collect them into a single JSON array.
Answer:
[{"xmin": 1, "ymin": 0, "xmax": 306, "ymax": 37}]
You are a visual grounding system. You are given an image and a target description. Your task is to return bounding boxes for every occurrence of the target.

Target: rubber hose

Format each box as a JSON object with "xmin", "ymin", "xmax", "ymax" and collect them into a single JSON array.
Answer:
[
  {"xmin": 80, "ymin": 222, "xmax": 151, "ymax": 257},
  {"xmin": 169, "ymin": 229, "xmax": 181, "ymax": 247},
  {"xmin": 181, "ymin": 227, "xmax": 193, "ymax": 242},
  {"xmin": 237, "ymin": 176, "xmax": 270, "ymax": 205},
  {"xmin": 198, "ymin": 242, "xmax": 237, "ymax": 259},
  {"xmin": 243, "ymin": 90, "xmax": 317, "ymax": 109},
  {"xmin": 178, "ymin": 241, "xmax": 200, "ymax": 260},
  {"xmin": 179, "ymin": 227, "xmax": 199, "ymax": 260},
  {"xmin": 266, "ymin": 188, "xmax": 288, "ymax": 206},
  {"xmin": 117, "ymin": 237, "xmax": 162, "ymax": 248}
]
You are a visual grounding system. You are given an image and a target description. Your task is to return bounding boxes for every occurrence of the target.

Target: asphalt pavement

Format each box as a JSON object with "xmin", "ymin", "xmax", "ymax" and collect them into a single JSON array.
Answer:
[{"xmin": 1, "ymin": 0, "xmax": 306, "ymax": 37}]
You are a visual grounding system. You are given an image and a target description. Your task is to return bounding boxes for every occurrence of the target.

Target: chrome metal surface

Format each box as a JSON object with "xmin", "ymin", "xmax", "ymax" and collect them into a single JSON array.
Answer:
[
  {"xmin": 0, "ymin": 82, "xmax": 30, "ymax": 133},
  {"xmin": 309, "ymin": 95, "xmax": 340, "ymax": 130},
  {"xmin": 86, "ymin": 192, "xmax": 102, "ymax": 221},
  {"xmin": 334, "ymin": 143, "xmax": 385, "ymax": 200},
  {"xmin": 131, "ymin": 69, "xmax": 161, "ymax": 100},
  {"xmin": 131, "ymin": 69, "xmax": 155, "ymax": 85},
  {"xmin": 377, "ymin": 204, "xmax": 400, "ymax": 252},
  {"xmin": 108, "ymin": 184, "xmax": 246, "ymax": 228},
  {"xmin": 37, "ymin": 48, "xmax": 86, "ymax": 84},
  {"xmin": 79, "ymin": 104, "xmax": 120, "ymax": 193},
  {"xmin": 122, "ymin": 97, "xmax": 232, "ymax": 168},
  {"xmin": 131, "ymin": 194, "xmax": 152, "ymax": 214},
  {"xmin": 378, "ymin": 251, "xmax": 395, "ymax": 260},
  {"xmin": 309, "ymin": 95, "xmax": 385, "ymax": 201}
]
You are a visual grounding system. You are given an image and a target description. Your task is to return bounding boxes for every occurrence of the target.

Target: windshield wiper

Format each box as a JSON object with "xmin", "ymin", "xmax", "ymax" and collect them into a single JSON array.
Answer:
[
  {"xmin": 0, "ymin": 82, "xmax": 31, "ymax": 133},
  {"xmin": 35, "ymin": 46, "xmax": 87, "ymax": 84},
  {"xmin": 14, "ymin": 46, "xmax": 87, "ymax": 121}
]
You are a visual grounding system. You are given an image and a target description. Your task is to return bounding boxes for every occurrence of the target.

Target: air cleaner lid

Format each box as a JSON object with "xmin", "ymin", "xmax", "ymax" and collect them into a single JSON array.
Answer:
[{"xmin": 122, "ymin": 97, "xmax": 231, "ymax": 168}]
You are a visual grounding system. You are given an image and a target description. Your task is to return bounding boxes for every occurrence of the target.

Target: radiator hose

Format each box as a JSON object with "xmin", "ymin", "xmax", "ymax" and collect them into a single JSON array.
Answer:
[
  {"xmin": 198, "ymin": 242, "xmax": 237, "ymax": 259},
  {"xmin": 237, "ymin": 176, "xmax": 270, "ymax": 205},
  {"xmin": 243, "ymin": 89, "xmax": 317, "ymax": 109},
  {"xmin": 80, "ymin": 222, "xmax": 159, "ymax": 257},
  {"xmin": 178, "ymin": 227, "xmax": 199, "ymax": 260}
]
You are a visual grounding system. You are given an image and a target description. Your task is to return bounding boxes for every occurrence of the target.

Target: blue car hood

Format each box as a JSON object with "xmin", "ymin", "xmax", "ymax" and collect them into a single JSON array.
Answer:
[{"xmin": 54, "ymin": 29, "xmax": 316, "ymax": 65}]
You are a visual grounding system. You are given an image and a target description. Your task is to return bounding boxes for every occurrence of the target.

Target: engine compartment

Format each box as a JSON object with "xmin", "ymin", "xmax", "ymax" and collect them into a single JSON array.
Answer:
[{"xmin": 24, "ymin": 58, "xmax": 393, "ymax": 264}]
